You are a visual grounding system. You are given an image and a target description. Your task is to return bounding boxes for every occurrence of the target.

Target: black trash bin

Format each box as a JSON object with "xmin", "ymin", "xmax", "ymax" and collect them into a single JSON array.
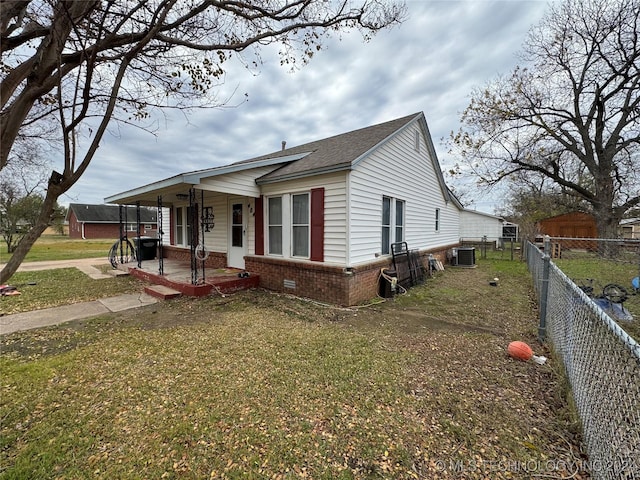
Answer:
[{"xmin": 133, "ymin": 236, "xmax": 158, "ymax": 261}]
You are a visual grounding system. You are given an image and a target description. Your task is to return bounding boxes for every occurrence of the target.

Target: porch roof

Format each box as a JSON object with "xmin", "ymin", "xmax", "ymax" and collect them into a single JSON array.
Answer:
[{"xmin": 104, "ymin": 153, "xmax": 309, "ymax": 205}]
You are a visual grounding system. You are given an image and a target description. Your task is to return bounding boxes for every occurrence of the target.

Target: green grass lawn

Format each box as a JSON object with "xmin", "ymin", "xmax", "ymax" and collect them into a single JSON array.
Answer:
[
  {"xmin": 0, "ymin": 268, "xmax": 142, "ymax": 315},
  {"xmin": 0, "ymin": 259, "xmax": 586, "ymax": 479},
  {"xmin": 553, "ymin": 256, "xmax": 640, "ymax": 341},
  {"xmin": 1, "ymin": 236, "xmax": 115, "ymax": 263}
]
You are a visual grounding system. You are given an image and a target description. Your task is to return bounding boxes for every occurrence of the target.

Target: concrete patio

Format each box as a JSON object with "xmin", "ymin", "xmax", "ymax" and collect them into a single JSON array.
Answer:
[{"xmin": 118, "ymin": 258, "xmax": 260, "ymax": 298}]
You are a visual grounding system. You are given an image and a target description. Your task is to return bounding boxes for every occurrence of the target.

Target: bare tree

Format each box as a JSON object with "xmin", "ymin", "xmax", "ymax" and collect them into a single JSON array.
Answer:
[
  {"xmin": 0, "ymin": 139, "xmax": 51, "ymax": 253},
  {"xmin": 450, "ymin": 0, "xmax": 640, "ymax": 239},
  {"xmin": 0, "ymin": 0, "xmax": 406, "ymax": 282},
  {"xmin": 495, "ymin": 175, "xmax": 590, "ymax": 240}
]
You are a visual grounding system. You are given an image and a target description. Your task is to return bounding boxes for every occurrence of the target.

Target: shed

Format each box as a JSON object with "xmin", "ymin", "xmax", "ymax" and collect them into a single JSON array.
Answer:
[{"xmin": 536, "ymin": 211, "xmax": 597, "ymax": 238}]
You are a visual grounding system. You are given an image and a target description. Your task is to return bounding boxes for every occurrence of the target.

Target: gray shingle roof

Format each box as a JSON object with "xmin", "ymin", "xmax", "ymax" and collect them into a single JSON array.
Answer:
[
  {"xmin": 232, "ymin": 112, "xmax": 422, "ymax": 183},
  {"xmin": 69, "ymin": 204, "xmax": 157, "ymax": 223}
]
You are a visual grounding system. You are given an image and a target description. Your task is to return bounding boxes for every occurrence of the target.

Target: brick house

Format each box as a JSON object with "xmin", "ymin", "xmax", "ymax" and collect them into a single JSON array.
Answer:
[
  {"xmin": 66, "ymin": 203, "xmax": 158, "ymax": 239},
  {"xmin": 105, "ymin": 112, "xmax": 468, "ymax": 305}
]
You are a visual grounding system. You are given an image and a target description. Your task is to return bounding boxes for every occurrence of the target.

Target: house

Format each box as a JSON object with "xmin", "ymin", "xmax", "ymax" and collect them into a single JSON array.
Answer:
[
  {"xmin": 458, "ymin": 209, "xmax": 506, "ymax": 246},
  {"xmin": 66, "ymin": 203, "xmax": 158, "ymax": 239},
  {"xmin": 620, "ymin": 218, "xmax": 640, "ymax": 239},
  {"xmin": 536, "ymin": 211, "xmax": 597, "ymax": 238},
  {"xmin": 105, "ymin": 112, "xmax": 466, "ymax": 305}
]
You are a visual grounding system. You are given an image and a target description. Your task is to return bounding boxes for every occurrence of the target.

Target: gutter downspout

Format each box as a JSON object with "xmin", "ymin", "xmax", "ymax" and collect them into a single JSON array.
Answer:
[{"xmin": 81, "ymin": 222, "xmax": 86, "ymax": 239}]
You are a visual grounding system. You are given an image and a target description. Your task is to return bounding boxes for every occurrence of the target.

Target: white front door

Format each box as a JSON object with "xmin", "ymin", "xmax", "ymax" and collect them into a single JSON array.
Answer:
[{"xmin": 228, "ymin": 200, "xmax": 246, "ymax": 269}]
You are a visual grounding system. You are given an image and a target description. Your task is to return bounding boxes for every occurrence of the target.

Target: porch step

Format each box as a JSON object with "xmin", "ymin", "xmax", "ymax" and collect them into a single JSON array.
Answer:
[
  {"xmin": 107, "ymin": 269, "xmax": 130, "ymax": 277},
  {"xmin": 144, "ymin": 284, "xmax": 182, "ymax": 300}
]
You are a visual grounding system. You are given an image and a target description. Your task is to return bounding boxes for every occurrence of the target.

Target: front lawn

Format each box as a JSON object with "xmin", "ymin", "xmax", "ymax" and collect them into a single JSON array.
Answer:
[
  {"xmin": 0, "ymin": 259, "xmax": 585, "ymax": 479},
  {"xmin": 1, "ymin": 236, "xmax": 115, "ymax": 263},
  {"xmin": 0, "ymin": 268, "xmax": 141, "ymax": 316}
]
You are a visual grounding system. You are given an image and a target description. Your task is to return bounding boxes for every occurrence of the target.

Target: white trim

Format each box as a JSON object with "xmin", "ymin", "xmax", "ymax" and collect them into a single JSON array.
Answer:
[{"xmin": 105, "ymin": 153, "xmax": 310, "ymax": 203}]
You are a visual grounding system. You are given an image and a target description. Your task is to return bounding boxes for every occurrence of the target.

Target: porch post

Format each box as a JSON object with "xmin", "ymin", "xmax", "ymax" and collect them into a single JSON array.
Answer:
[
  {"xmin": 136, "ymin": 201, "xmax": 141, "ymax": 268},
  {"xmin": 157, "ymin": 195, "xmax": 164, "ymax": 276},
  {"xmin": 189, "ymin": 188, "xmax": 198, "ymax": 285}
]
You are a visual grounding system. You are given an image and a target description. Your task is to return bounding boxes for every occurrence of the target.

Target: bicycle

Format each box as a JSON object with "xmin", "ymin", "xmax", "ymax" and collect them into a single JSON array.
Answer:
[{"xmin": 108, "ymin": 236, "xmax": 137, "ymax": 269}]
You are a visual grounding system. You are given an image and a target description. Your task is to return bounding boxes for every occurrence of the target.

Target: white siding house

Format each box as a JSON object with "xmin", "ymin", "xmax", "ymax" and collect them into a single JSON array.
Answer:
[
  {"xmin": 459, "ymin": 209, "xmax": 505, "ymax": 245},
  {"xmin": 105, "ymin": 112, "xmax": 469, "ymax": 305}
]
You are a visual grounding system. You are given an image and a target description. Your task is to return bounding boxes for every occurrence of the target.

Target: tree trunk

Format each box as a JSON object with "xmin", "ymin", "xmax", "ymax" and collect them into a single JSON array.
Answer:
[{"xmin": 593, "ymin": 202, "xmax": 621, "ymax": 259}]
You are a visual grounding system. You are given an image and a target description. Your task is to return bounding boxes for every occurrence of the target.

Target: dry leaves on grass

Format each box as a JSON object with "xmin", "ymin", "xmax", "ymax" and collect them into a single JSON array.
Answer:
[{"xmin": 1, "ymin": 260, "xmax": 589, "ymax": 479}]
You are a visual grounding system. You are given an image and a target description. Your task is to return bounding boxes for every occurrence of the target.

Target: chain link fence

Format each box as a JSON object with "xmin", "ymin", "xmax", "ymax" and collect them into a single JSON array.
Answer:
[
  {"xmin": 542, "ymin": 236, "xmax": 640, "ymax": 342},
  {"xmin": 460, "ymin": 236, "xmax": 523, "ymax": 260},
  {"xmin": 526, "ymin": 240, "xmax": 640, "ymax": 479}
]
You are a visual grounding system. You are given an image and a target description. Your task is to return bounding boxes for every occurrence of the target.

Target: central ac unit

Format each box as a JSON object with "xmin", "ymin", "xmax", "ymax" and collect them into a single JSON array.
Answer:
[{"xmin": 456, "ymin": 247, "xmax": 476, "ymax": 267}]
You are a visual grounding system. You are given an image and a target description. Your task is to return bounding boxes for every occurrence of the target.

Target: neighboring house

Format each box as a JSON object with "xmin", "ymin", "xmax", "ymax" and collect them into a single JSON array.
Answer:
[
  {"xmin": 620, "ymin": 218, "xmax": 640, "ymax": 239},
  {"xmin": 458, "ymin": 209, "xmax": 505, "ymax": 245},
  {"xmin": 66, "ymin": 203, "xmax": 158, "ymax": 239},
  {"xmin": 536, "ymin": 211, "xmax": 598, "ymax": 238},
  {"xmin": 106, "ymin": 112, "xmax": 476, "ymax": 305}
]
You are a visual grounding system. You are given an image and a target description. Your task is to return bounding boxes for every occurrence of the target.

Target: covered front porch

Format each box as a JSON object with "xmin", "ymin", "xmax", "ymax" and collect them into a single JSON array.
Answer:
[{"xmin": 104, "ymin": 161, "xmax": 280, "ymax": 295}]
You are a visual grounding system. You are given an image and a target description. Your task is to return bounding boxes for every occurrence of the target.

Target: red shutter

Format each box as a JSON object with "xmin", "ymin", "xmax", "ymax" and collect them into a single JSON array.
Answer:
[
  {"xmin": 255, "ymin": 196, "xmax": 264, "ymax": 255},
  {"xmin": 310, "ymin": 188, "xmax": 325, "ymax": 262}
]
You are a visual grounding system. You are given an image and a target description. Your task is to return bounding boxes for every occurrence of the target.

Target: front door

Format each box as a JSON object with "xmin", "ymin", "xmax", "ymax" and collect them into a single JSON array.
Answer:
[{"xmin": 228, "ymin": 201, "xmax": 246, "ymax": 269}]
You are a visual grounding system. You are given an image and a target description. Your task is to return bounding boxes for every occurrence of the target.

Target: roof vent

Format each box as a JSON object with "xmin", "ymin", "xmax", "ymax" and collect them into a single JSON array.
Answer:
[{"xmin": 281, "ymin": 140, "xmax": 286, "ymax": 151}]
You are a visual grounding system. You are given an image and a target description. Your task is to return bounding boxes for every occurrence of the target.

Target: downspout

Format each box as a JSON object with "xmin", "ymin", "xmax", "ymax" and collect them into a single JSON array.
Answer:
[{"xmin": 81, "ymin": 222, "xmax": 85, "ymax": 239}]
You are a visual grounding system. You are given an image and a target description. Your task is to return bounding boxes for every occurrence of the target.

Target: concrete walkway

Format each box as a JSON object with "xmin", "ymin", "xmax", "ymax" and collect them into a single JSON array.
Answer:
[
  {"xmin": 0, "ymin": 293, "xmax": 158, "ymax": 335},
  {"xmin": 1, "ymin": 258, "xmax": 158, "ymax": 335},
  {"xmin": 1, "ymin": 257, "xmax": 112, "ymax": 278}
]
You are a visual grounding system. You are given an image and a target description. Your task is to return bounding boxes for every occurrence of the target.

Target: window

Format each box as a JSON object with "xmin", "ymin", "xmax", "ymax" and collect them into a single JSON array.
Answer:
[
  {"xmin": 186, "ymin": 205, "xmax": 196, "ymax": 246},
  {"xmin": 435, "ymin": 208, "xmax": 440, "ymax": 232},
  {"xmin": 175, "ymin": 206, "xmax": 196, "ymax": 246},
  {"xmin": 292, "ymin": 193, "xmax": 309, "ymax": 257},
  {"xmin": 265, "ymin": 192, "xmax": 312, "ymax": 259},
  {"xmin": 231, "ymin": 203, "xmax": 243, "ymax": 247},
  {"xmin": 268, "ymin": 197, "xmax": 283, "ymax": 255},
  {"xmin": 176, "ymin": 208, "xmax": 183, "ymax": 243},
  {"xmin": 382, "ymin": 196, "xmax": 404, "ymax": 255},
  {"xmin": 395, "ymin": 200, "xmax": 404, "ymax": 243},
  {"xmin": 382, "ymin": 197, "xmax": 391, "ymax": 254}
]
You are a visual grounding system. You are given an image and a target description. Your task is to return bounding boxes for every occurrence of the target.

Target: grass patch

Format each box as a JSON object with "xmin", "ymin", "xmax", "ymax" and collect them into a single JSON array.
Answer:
[
  {"xmin": 1, "ymin": 260, "xmax": 586, "ymax": 479},
  {"xmin": 0, "ymin": 269, "xmax": 141, "ymax": 315},
  {"xmin": 1, "ymin": 236, "xmax": 115, "ymax": 263},
  {"xmin": 554, "ymin": 257, "xmax": 640, "ymax": 341}
]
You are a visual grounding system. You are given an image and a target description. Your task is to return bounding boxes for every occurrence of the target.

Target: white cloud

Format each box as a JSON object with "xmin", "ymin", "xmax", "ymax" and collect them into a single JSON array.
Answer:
[{"xmin": 62, "ymin": 0, "xmax": 549, "ymax": 213}]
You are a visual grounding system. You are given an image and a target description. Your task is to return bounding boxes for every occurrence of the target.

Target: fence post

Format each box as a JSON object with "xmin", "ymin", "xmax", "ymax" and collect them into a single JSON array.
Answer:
[{"xmin": 538, "ymin": 236, "xmax": 551, "ymax": 342}]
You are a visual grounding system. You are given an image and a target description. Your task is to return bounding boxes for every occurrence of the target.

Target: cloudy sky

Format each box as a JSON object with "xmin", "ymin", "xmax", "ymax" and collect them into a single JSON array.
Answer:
[{"xmin": 62, "ymin": 0, "xmax": 551, "ymax": 213}]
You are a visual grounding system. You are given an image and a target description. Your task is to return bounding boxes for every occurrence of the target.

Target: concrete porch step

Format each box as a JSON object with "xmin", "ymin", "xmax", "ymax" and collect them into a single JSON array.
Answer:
[
  {"xmin": 144, "ymin": 284, "xmax": 182, "ymax": 300},
  {"xmin": 107, "ymin": 269, "xmax": 130, "ymax": 277}
]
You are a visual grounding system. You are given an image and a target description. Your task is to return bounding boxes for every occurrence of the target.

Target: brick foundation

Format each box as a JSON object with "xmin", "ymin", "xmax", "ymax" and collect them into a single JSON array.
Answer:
[
  {"xmin": 245, "ymin": 244, "xmax": 456, "ymax": 306},
  {"xmin": 162, "ymin": 245, "xmax": 227, "ymax": 269}
]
